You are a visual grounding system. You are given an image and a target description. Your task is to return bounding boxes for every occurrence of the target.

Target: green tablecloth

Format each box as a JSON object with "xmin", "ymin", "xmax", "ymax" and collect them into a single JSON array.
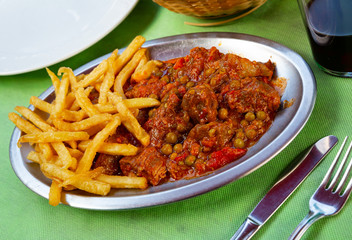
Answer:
[{"xmin": 1, "ymin": 0, "xmax": 351, "ymax": 239}]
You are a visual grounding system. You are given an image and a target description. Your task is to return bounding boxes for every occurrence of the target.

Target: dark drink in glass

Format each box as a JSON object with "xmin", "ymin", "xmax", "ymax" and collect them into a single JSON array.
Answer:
[{"xmin": 297, "ymin": 0, "xmax": 352, "ymax": 77}]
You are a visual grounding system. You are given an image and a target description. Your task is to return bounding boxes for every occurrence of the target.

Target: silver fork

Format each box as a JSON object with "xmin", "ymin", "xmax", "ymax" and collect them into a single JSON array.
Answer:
[{"xmin": 288, "ymin": 136, "xmax": 352, "ymax": 240}]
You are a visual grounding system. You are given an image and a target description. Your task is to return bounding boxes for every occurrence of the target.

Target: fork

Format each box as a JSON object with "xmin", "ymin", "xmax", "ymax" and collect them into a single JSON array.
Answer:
[{"xmin": 288, "ymin": 136, "xmax": 352, "ymax": 240}]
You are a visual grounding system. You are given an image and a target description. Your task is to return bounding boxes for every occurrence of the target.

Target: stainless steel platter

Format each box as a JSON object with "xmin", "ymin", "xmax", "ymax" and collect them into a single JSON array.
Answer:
[{"xmin": 9, "ymin": 32, "xmax": 316, "ymax": 210}]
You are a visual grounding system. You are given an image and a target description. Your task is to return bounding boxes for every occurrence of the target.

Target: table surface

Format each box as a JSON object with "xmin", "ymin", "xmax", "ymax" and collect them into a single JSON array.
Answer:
[{"xmin": 1, "ymin": 0, "xmax": 352, "ymax": 239}]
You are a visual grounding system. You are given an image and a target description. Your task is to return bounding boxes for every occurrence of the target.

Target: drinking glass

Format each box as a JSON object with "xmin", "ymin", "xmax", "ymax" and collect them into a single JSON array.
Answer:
[{"xmin": 297, "ymin": 0, "xmax": 352, "ymax": 77}]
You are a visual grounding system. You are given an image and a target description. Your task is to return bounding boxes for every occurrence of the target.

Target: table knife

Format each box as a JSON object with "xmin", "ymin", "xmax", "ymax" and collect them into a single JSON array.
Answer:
[{"xmin": 230, "ymin": 135, "xmax": 338, "ymax": 240}]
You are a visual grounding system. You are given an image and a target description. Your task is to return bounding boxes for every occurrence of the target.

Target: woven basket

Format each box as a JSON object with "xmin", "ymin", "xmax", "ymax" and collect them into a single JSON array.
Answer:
[{"xmin": 153, "ymin": 0, "xmax": 266, "ymax": 19}]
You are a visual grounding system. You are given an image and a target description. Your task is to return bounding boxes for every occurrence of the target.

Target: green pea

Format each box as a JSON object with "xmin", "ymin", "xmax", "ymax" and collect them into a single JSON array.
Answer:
[
  {"xmin": 205, "ymin": 68, "xmax": 215, "ymax": 76},
  {"xmin": 208, "ymin": 128, "xmax": 216, "ymax": 137},
  {"xmin": 245, "ymin": 129, "xmax": 257, "ymax": 139},
  {"xmin": 148, "ymin": 93, "xmax": 158, "ymax": 99},
  {"xmin": 148, "ymin": 109, "xmax": 156, "ymax": 118},
  {"xmin": 240, "ymin": 119, "xmax": 249, "ymax": 127},
  {"xmin": 161, "ymin": 144, "xmax": 173, "ymax": 155},
  {"xmin": 245, "ymin": 112, "xmax": 255, "ymax": 122},
  {"xmin": 170, "ymin": 152, "xmax": 177, "ymax": 160},
  {"xmin": 218, "ymin": 108, "xmax": 229, "ymax": 120},
  {"xmin": 165, "ymin": 132, "xmax": 178, "ymax": 144},
  {"xmin": 236, "ymin": 130, "xmax": 245, "ymax": 139},
  {"xmin": 233, "ymin": 138, "xmax": 245, "ymax": 149},
  {"xmin": 256, "ymin": 111, "xmax": 267, "ymax": 120},
  {"xmin": 180, "ymin": 75, "xmax": 189, "ymax": 84},
  {"xmin": 176, "ymin": 123, "xmax": 186, "ymax": 132},
  {"xmin": 185, "ymin": 155, "xmax": 196, "ymax": 166},
  {"xmin": 210, "ymin": 77, "xmax": 217, "ymax": 86},
  {"xmin": 173, "ymin": 143, "xmax": 183, "ymax": 153},
  {"xmin": 161, "ymin": 75, "xmax": 169, "ymax": 83},
  {"xmin": 186, "ymin": 81, "xmax": 195, "ymax": 89}
]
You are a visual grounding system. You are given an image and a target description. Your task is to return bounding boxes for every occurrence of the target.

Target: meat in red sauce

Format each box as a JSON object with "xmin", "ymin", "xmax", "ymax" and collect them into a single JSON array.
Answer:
[{"xmin": 94, "ymin": 46, "xmax": 281, "ymax": 186}]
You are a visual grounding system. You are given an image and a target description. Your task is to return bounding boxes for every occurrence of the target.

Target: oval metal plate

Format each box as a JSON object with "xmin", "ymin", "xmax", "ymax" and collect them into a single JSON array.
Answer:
[{"xmin": 9, "ymin": 32, "xmax": 316, "ymax": 210}]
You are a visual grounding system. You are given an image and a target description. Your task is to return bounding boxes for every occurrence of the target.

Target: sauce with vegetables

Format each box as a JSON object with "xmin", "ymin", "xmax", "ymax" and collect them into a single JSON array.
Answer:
[{"xmin": 94, "ymin": 46, "xmax": 281, "ymax": 186}]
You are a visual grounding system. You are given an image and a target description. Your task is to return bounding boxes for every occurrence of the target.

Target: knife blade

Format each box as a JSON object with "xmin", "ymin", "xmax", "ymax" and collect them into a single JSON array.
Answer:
[{"xmin": 230, "ymin": 135, "xmax": 338, "ymax": 240}]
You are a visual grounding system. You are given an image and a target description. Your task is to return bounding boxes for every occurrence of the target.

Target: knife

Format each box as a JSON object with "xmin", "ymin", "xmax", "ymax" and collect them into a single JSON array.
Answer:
[{"xmin": 230, "ymin": 135, "xmax": 338, "ymax": 240}]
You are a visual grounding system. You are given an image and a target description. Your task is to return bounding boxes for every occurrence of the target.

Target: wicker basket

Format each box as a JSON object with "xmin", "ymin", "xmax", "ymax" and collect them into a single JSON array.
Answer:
[{"xmin": 152, "ymin": 0, "xmax": 267, "ymax": 19}]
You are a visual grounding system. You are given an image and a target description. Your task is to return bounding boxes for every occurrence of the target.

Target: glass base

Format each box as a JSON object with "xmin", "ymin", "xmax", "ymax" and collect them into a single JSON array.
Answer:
[{"xmin": 316, "ymin": 62, "xmax": 352, "ymax": 78}]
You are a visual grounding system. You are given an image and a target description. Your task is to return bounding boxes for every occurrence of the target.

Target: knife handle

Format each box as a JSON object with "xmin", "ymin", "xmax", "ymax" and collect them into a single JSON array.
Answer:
[{"xmin": 230, "ymin": 218, "xmax": 260, "ymax": 240}]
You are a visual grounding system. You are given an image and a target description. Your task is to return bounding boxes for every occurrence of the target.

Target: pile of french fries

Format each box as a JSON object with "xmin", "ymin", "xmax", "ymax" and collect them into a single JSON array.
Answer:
[{"xmin": 9, "ymin": 36, "xmax": 162, "ymax": 206}]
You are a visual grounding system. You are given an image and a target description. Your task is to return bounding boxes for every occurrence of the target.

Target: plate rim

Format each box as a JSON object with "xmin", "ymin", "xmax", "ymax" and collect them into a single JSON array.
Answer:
[{"xmin": 9, "ymin": 32, "xmax": 316, "ymax": 210}]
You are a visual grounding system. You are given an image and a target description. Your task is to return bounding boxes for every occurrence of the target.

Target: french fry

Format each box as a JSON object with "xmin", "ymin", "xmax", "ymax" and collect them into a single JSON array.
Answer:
[
  {"xmin": 95, "ymin": 97, "xmax": 160, "ymax": 113},
  {"xmin": 70, "ymin": 86, "xmax": 94, "ymax": 111},
  {"xmin": 49, "ymin": 180, "xmax": 62, "ymax": 206},
  {"xmin": 30, "ymin": 96, "xmax": 87, "ymax": 122},
  {"xmin": 41, "ymin": 163, "xmax": 110, "ymax": 196},
  {"xmin": 46, "ymin": 68, "xmax": 60, "ymax": 93},
  {"xmin": 27, "ymin": 151, "xmax": 41, "ymax": 164},
  {"xmin": 52, "ymin": 113, "xmax": 112, "ymax": 131},
  {"xmin": 15, "ymin": 106, "xmax": 56, "ymax": 132},
  {"xmin": 99, "ymin": 49, "xmax": 118, "ymax": 104},
  {"xmin": 8, "ymin": 112, "xmax": 41, "ymax": 134},
  {"xmin": 113, "ymin": 35, "xmax": 145, "ymax": 75},
  {"xmin": 74, "ymin": 87, "xmax": 100, "ymax": 117},
  {"xmin": 131, "ymin": 60, "xmax": 163, "ymax": 82},
  {"xmin": 58, "ymin": 67, "xmax": 77, "ymax": 90},
  {"xmin": 78, "ymin": 141, "xmax": 138, "ymax": 156},
  {"xmin": 52, "ymin": 70, "xmax": 70, "ymax": 118},
  {"xmin": 76, "ymin": 60, "xmax": 108, "ymax": 89},
  {"xmin": 97, "ymin": 174, "xmax": 148, "ymax": 189},
  {"xmin": 18, "ymin": 131, "xmax": 90, "ymax": 143},
  {"xmin": 75, "ymin": 116, "xmax": 121, "ymax": 173},
  {"xmin": 114, "ymin": 48, "xmax": 147, "ymax": 97},
  {"xmin": 108, "ymin": 92, "xmax": 150, "ymax": 146}
]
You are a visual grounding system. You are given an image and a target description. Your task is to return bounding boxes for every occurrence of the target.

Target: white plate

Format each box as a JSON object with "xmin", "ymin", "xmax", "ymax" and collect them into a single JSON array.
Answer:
[
  {"xmin": 9, "ymin": 33, "xmax": 316, "ymax": 210},
  {"xmin": 0, "ymin": 0, "xmax": 138, "ymax": 76}
]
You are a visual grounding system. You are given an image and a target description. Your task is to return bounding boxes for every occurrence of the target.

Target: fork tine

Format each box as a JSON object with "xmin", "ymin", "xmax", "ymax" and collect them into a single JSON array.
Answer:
[
  {"xmin": 335, "ymin": 150, "xmax": 352, "ymax": 193},
  {"xmin": 321, "ymin": 136, "xmax": 349, "ymax": 189},
  {"xmin": 328, "ymin": 137, "xmax": 352, "ymax": 190}
]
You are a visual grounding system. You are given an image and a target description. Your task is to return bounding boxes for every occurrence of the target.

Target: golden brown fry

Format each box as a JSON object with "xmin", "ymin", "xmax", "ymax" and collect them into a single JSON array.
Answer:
[
  {"xmin": 75, "ymin": 116, "xmax": 121, "ymax": 173},
  {"xmin": 97, "ymin": 174, "xmax": 148, "ymax": 189},
  {"xmin": 114, "ymin": 48, "xmax": 147, "ymax": 97},
  {"xmin": 67, "ymin": 148, "xmax": 84, "ymax": 160},
  {"xmin": 8, "ymin": 112, "xmax": 41, "ymax": 134},
  {"xmin": 46, "ymin": 68, "xmax": 60, "ymax": 93},
  {"xmin": 49, "ymin": 180, "xmax": 62, "ymax": 206},
  {"xmin": 18, "ymin": 131, "xmax": 90, "ymax": 143},
  {"xmin": 76, "ymin": 60, "xmax": 108, "ymax": 89},
  {"xmin": 58, "ymin": 67, "xmax": 77, "ymax": 89},
  {"xmin": 99, "ymin": 49, "xmax": 118, "ymax": 104},
  {"xmin": 74, "ymin": 87, "xmax": 100, "ymax": 117},
  {"xmin": 52, "ymin": 70, "xmax": 70, "ymax": 118},
  {"xmin": 15, "ymin": 106, "xmax": 56, "ymax": 132},
  {"xmin": 78, "ymin": 141, "xmax": 138, "ymax": 156},
  {"xmin": 30, "ymin": 96, "xmax": 52, "ymax": 114},
  {"xmin": 70, "ymin": 86, "xmax": 94, "ymax": 111},
  {"xmin": 108, "ymin": 92, "xmax": 150, "ymax": 146},
  {"xmin": 131, "ymin": 60, "xmax": 163, "ymax": 82},
  {"xmin": 41, "ymin": 163, "xmax": 110, "ymax": 196},
  {"xmin": 113, "ymin": 35, "xmax": 145, "ymax": 75},
  {"xmin": 52, "ymin": 113, "xmax": 112, "ymax": 131}
]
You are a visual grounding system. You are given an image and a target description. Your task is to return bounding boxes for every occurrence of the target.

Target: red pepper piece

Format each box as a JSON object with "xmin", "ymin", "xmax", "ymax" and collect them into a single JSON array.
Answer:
[{"xmin": 206, "ymin": 147, "xmax": 247, "ymax": 170}]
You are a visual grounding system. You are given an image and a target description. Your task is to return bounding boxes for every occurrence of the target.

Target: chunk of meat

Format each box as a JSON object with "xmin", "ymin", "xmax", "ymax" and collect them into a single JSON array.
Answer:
[
  {"xmin": 181, "ymin": 85, "xmax": 218, "ymax": 124},
  {"xmin": 93, "ymin": 154, "xmax": 121, "ymax": 175},
  {"xmin": 119, "ymin": 147, "xmax": 167, "ymax": 186},
  {"xmin": 225, "ymin": 78, "xmax": 280, "ymax": 113}
]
